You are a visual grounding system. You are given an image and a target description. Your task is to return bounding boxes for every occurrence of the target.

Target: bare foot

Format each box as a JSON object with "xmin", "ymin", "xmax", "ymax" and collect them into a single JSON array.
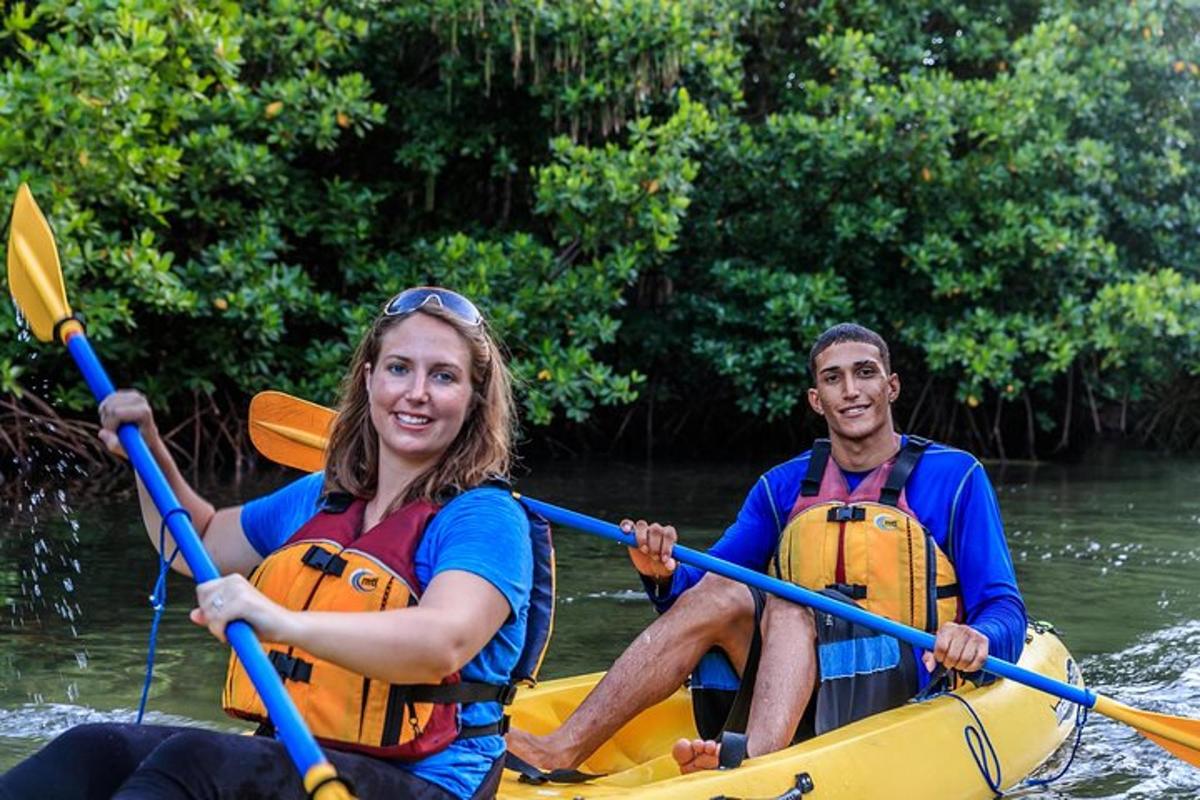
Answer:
[
  {"xmin": 505, "ymin": 728, "xmax": 580, "ymax": 772},
  {"xmin": 671, "ymin": 737, "xmax": 721, "ymax": 773}
]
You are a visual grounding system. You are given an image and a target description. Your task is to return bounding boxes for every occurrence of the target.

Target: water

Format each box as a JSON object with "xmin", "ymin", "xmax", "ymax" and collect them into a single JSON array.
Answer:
[{"xmin": 1, "ymin": 448, "xmax": 1198, "ymax": 797}]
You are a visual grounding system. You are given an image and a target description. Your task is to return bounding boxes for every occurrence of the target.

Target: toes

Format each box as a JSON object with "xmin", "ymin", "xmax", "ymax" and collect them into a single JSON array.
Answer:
[
  {"xmin": 672, "ymin": 738, "xmax": 721, "ymax": 774},
  {"xmin": 671, "ymin": 738, "xmax": 697, "ymax": 768}
]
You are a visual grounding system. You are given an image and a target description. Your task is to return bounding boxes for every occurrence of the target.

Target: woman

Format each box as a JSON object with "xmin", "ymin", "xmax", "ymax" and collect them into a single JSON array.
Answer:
[{"xmin": 0, "ymin": 287, "xmax": 541, "ymax": 800}]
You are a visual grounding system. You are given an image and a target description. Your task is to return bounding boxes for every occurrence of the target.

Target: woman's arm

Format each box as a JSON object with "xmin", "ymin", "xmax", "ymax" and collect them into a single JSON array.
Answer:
[
  {"xmin": 98, "ymin": 390, "xmax": 263, "ymax": 577},
  {"xmin": 192, "ymin": 569, "xmax": 511, "ymax": 684}
]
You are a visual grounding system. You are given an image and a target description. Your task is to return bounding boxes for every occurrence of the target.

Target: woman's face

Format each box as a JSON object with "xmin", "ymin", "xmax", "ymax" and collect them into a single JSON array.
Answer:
[{"xmin": 365, "ymin": 313, "xmax": 475, "ymax": 473}]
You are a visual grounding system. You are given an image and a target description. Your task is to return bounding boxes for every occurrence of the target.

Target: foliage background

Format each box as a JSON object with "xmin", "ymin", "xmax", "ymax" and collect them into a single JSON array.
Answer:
[{"xmin": 1, "ymin": 0, "xmax": 1197, "ymax": 470}]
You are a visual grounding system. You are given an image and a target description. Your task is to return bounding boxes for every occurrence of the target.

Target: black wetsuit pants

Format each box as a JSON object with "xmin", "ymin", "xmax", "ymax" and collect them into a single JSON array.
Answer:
[{"xmin": 0, "ymin": 722, "xmax": 502, "ymax": 800}]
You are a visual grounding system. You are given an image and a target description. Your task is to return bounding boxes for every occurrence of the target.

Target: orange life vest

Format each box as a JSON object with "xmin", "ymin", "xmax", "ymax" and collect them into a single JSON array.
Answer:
[
  {"xmin": 770, "ymin": 437, "xmax": 963, "ymax": 633},
  {"xmin": 223, "ymin": 488, "xmax": 554, "ymax": 760}
]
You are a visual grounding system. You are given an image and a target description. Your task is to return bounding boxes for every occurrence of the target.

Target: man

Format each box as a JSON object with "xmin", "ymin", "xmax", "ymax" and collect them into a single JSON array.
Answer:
[{"xmin": 507, "ymin": 323, "xmax": 1025, "ymax": 773}]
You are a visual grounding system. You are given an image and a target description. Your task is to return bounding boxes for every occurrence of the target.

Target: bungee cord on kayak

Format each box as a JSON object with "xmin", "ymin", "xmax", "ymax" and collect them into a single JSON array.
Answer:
[{"xmin": 134, "ymin": 513, "xmax": 182, "ymax": 725}]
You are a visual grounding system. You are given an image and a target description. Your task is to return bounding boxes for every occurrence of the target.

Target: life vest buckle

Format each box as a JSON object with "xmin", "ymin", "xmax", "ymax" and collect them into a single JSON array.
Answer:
[
  {"xmin": 269, "ymin": 650, "xmax": 313, "ymax": 683},
  {"xmin": 827, "ymin": 505, "xmax": 866, "ymax": 523},
  {"xmin": 499, "ymin": 683, "xmax": 519, "ymax": 706},
  {"xmin": 300, "ymin": 545, "xmax": 348, "ymax": 577}
]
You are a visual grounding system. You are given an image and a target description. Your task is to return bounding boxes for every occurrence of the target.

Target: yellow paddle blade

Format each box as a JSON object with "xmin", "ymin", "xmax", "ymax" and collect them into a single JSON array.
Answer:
[
  {"xmin": 248, "ymin": 390, "xmax": 334, "ymax": 472},
  {"xmin": 1093, "ymin": 695, "xmax": 1200, "ymax": 767},
  {"xmin": 6, "ymin": 184, "xmax": 77, "ymax": 343}
]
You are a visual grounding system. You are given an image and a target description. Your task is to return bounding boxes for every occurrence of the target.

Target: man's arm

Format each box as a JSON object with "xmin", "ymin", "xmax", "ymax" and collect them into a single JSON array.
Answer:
[{"xmin": 937, "ymin": 461, "xmax": 1027, "ymax": 669}]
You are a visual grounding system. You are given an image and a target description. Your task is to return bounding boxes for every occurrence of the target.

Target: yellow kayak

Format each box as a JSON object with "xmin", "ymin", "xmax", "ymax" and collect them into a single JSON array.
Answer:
[{"xmin": 501, "ymin": 626, "xmax": 1081, "ymax": 799}]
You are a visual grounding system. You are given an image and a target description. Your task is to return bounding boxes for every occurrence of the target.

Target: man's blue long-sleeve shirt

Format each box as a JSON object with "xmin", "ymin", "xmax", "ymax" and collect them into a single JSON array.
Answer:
[{"xmin": 644, "ymin": 437, "xmax": 1027, "ymax": 676}]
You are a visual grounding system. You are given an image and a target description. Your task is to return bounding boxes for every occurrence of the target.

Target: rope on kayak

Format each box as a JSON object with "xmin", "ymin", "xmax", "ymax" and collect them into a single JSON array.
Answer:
[
  {"xmin": 944, "ymin": 692, "xmax": 1005, "ymax": 798},
  {"xmin": 135, "ymin": 509, "xmax": 186, "ymax": 724},
  {"xmin": 924, "ymin": 683, "xmax": 1089, "ymax": 797},
  {"xmin": 1020, "ymin": 704, "xmax": 1089, "ymax": 790}
]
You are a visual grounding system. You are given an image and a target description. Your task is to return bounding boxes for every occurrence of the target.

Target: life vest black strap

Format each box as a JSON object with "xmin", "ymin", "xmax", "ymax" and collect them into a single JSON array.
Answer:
[
  {"xmin": 407, "ymin": 681, "xmax": 519, "ymax": 705},
  {"xmin": 318, "ymin": 492, "xmax": 354, "ymax": 514},
  {"xmin": 879, "ymin": 436, "xmax": 931, "ymax": 507},
  {"xmin": 935, "ymin": 583, "xmax": 960, "ymax": 599},
  {"xmin": 924, "ymin": 533, "xmax": 938, "ymax": 633},
  {"xmin": 504, "ymin": 752, "xmax": 605, "ymax": 785},
  {"xmin": 269, "ymin": 650, "xmax": 313, "ymax": 683},
  {"xmin": 802, "ymin": 439, "xmax": 832, "ymax": 497},
  {"xmin": 435, "ymin": 475, "xmax": 513, "ymax": 504},
  {"xmin": 300, "ymin": 545, "xmax": 348, "ymax": 577},
  {"xmin": 825, "ymin": 582, "xmax": 867, "ymax": 600},
  {"xmin": 459, "ymin": 714, "xmax": 511, "ymax": 739}
]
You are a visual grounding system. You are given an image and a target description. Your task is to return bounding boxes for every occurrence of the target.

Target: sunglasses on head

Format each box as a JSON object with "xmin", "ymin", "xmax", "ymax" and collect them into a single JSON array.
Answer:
[{"xmin": 384, "ymin": 287, "xmax": 483, "ymax": 326}]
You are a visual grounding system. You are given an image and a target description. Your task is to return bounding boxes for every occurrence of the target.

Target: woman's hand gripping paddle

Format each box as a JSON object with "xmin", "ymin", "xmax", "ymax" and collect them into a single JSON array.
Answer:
[
  {"xmin": 249, "ymin": 388, "xmax": 1200, "ymax": 770},
  {"xmin": 6, "ymin": 185, "xmax": 355, "ymax": 800}
]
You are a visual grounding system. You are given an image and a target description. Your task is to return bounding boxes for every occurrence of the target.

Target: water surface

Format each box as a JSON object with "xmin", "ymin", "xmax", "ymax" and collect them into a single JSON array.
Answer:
[{"xmin": 1, "ymin": 448, "xmax": 1198, "ymax": 797}]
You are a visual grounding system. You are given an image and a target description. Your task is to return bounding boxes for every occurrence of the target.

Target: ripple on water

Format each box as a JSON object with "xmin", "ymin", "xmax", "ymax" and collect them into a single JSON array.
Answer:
[
  {"xmin": 560, "ymin": 589, "xmax": 647, "ymax": 604},
  {"xmin": 0, "ymin": 702, "xmax": 229, "ymax": 766},
  {"xmin": 1047, "ymin": 621, "xmax": 1200, "ymax": 799}
]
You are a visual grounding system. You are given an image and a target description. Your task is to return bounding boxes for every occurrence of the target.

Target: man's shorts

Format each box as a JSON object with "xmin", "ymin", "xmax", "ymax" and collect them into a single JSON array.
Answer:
[{"xmin": 690, "ymin": 586, "xmax": 918, "ymax": 742}]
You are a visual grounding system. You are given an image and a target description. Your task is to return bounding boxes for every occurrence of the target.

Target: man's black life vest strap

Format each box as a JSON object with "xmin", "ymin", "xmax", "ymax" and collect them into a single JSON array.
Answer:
[
  {"xmin": 801, "ymin": 439, "xmax": 832, "ymax": 497},
  {"xmin": 924, "ymin": 531, "xmax": 938, "ymax": 633},
  {"xmin": 825, "ymin": 582, "xmax": 867, "ymax": 600},
  {"xmin": 879, "ymin": 436, "xmax": 931, "ymax": 507},
  {"xmin": 407, "ymin": 681, "xmax": 519, "ymax": 706},
  {"xmin": 504, "ymin": 752, "xmax": 605, "ymax": 785}
]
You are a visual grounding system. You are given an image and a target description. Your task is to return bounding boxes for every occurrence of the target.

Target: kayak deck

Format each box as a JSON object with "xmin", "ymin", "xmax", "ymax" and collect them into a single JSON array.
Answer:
[{"xmin": 500, "ymin": 627, "xmax": 1080, "ymax": 799}]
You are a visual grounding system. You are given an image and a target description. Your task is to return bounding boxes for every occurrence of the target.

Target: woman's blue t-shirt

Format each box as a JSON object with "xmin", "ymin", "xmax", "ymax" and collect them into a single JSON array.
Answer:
[{"xmin": 240, "ymin": 473, "xmax": 533, "ymax": 800}]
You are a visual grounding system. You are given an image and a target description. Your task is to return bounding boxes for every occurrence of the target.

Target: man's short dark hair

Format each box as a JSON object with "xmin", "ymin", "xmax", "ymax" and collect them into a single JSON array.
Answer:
[{"xmin": 808, "ymin": 323, "xmax": 891, "ymax": 381}]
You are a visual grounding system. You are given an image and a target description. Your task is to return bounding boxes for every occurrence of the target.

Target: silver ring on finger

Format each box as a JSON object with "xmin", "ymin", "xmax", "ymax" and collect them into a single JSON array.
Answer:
[{"xmin": 210, "ymin": 594, "xmax": 225, "ymax": 611}]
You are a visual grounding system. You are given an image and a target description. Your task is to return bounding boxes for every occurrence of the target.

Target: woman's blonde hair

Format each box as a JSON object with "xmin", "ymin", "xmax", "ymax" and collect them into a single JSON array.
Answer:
[{"xmin": 322, "ymin": 296, "xmax": 515, "ymax": 509}]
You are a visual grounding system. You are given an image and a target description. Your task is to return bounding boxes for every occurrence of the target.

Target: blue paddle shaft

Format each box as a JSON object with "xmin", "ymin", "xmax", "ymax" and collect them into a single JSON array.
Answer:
[
  {"xmin": 64, "ymin": 333, "xmax": 330, "ymax": 777},
  {"xmin": 519, "ymin": 496, "xmax": 1097, "ymax": 710}
]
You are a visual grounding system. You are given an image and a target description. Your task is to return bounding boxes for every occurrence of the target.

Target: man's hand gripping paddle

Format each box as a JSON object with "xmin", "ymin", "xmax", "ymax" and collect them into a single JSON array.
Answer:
[
  {"xmin": 6, "ymin": 185, "xmax": 355, "ymax": 800},
  {"xmin": 248, "ymin": 388, "xmax": 1200, "ymax": 771}
]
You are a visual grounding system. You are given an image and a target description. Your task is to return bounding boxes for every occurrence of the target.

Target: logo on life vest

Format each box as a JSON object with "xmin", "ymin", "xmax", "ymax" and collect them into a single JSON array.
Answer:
[
  {"xmin": 349, "ymin": 568, "xmax": 379, "ymax": 593},
  {"xmin": 873, "ymin": 514, "xmax": 899, "ymax": 531}
]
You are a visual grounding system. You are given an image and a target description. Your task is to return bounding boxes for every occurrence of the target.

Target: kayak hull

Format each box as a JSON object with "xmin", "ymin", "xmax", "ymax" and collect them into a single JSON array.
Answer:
[{"xmin": 500, "ymin": 627, "xmax": 1081, "ymax": 799}]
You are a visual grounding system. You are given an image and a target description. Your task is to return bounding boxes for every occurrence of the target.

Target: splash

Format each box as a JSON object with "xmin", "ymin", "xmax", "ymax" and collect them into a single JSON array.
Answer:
[
  {"xmin": 2, "ymin": 479, "xmax": 88, "ymax": 708},
  {"xmin": 1049, "ymin": 621, "xmax": 1200, "ymax": 798}
]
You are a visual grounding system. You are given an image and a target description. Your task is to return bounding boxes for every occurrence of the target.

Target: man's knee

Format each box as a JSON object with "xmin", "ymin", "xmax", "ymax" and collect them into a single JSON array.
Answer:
[
  {"xmin": 663, "ymin": 573, "xmax": 756, "ymax": 645},
  {"xmin": 761, "ymin": 595, "xmax": 816, "ymax": 641},
  {"xmin": 683, "ymin": 574, "xmax": 755, "ymax": 618}
]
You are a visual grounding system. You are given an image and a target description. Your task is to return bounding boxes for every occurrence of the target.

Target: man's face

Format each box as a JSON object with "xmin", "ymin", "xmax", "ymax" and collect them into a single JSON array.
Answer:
[{"xmin": 807, "ymin": 341, "xmax": 899, "ymax": 443}]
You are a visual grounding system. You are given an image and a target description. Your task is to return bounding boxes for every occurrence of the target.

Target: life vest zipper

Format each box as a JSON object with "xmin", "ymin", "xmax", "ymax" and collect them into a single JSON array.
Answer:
[
  {"xmin": 835, "ymin": 514, "xmax": 848, "ymax": 585},
  {"xmin": 906, "ymin": 521, "xmax": 916, "ymax": 626}
]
